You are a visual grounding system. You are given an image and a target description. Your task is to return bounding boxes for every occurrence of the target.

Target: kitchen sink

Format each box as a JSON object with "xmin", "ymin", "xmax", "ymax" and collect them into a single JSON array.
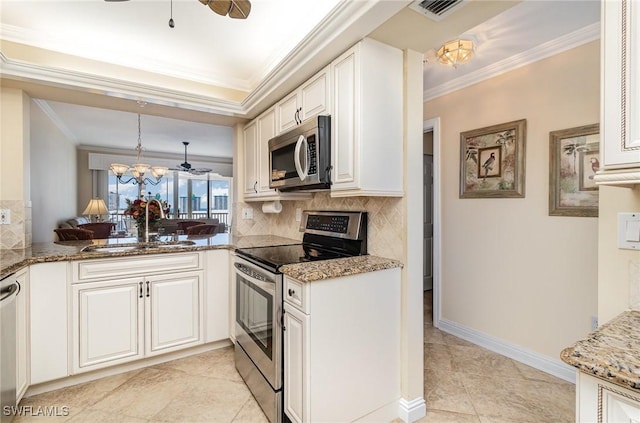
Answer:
[{"xmin": 80, "ymin": 240, "xmax": 196, "ymax": 253}]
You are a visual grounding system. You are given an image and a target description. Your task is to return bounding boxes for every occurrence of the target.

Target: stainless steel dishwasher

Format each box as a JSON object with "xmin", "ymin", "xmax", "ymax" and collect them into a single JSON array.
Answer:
[{"xmin": 1, "ymin": 273, "xmax": 19, "ymax": 423}]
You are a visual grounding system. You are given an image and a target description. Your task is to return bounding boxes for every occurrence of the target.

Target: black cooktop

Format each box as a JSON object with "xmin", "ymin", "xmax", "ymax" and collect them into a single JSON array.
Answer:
[{"xmin": 236, "ymin": 243, "xmax": 350, "ymax": 273}]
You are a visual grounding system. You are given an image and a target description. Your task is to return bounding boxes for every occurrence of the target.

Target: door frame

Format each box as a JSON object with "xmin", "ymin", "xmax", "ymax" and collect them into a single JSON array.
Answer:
[{"xmin": 423, "ymin": 118, "xmax": 441, "ymax": 327}]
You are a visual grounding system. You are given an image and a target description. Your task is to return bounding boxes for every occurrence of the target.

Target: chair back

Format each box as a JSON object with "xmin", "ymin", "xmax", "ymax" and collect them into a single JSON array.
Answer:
[
  {"xmin": 78, "ymin": 222, "xmax": 115, "ymax": 239},
  {"xmin": 186, "ymin": 224, "xmax": 218, "ymax": 235},
  {"xmin": 54, "ymin": 228, "xmax": 94, "ymax": 241}
]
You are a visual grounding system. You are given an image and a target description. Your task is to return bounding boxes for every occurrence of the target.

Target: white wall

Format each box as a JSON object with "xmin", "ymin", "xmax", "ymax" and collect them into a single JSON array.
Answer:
[
  {"xmin": 424, "ymin": 41, "xmax": 600, "ymax": 360},
  {"xmin": 30, "ymin": 100, "xmax": 78, "ymax": 243}
]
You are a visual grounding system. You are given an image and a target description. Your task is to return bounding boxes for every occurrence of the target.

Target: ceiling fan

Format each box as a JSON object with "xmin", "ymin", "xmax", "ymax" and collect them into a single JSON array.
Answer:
[
  {"xmin": 171, "ymin": 142, "xmax": 213, "ymax": 175},
  {"xmin": 104, "ymin": 0, "xmax": 251, "ymax": 20}
]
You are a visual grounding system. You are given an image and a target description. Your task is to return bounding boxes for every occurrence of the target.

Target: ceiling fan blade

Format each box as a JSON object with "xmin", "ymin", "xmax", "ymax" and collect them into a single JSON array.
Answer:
[
  {"xmin": 228, "ymin": 0, "xmax": 251, "ymax": 19},
  {"xmin": 206, "ymin": 0, "xmax": 232, "ymax": 16}
]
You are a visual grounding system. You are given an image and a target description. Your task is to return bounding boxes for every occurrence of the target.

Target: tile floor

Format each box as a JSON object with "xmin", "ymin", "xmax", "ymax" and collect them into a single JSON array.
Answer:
[{"xmin": 16, "ymin": 291, "xmax": 575, "ymax": 422}]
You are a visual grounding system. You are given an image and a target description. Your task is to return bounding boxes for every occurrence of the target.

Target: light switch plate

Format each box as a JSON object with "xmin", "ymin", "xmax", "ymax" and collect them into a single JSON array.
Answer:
[
  {"xmin": 618, "ymin": 212, "xmax": 640, "ymax": 250},
  {"xmin": 295, "ymin": 208, "xmax": 302, "ymax": 222},
  {"xmin": 0, "ymin": 209, "xmax": 10, "ymax": 224}
]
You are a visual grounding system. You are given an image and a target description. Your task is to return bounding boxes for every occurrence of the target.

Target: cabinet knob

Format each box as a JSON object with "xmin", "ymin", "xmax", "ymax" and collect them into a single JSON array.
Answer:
[{"xmin": 288, "ymin": 288, "xmax": 295, "ymax": 296}]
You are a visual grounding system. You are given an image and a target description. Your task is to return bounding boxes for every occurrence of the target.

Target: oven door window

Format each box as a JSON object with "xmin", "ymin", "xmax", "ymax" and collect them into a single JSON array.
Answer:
[{"xmin": 236, "ymin": 276, "xmax": 273, "ymax": 359}]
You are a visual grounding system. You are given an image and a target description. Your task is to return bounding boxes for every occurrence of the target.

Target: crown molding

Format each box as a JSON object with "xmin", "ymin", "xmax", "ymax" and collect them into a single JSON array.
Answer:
[
  {"xmin": 32, "ymin": 98, "xmax": 77, "ymax": 142},
  {"xmin": 0, "ymin": 51, "xmax": 245, "ymax": 117},
  {"xmin": 0, "ymin": 0, "xmax": 408, "ymax": 121},
  {"xmin": 423, "ymin": 22, "xmax": 601, "ymax": 102}
]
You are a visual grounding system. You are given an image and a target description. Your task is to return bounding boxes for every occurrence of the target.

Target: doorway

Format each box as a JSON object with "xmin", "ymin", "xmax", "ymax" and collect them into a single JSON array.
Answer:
[{"xmin": 424, "ymin": 132, "xmax": 434, "ymax": 292}]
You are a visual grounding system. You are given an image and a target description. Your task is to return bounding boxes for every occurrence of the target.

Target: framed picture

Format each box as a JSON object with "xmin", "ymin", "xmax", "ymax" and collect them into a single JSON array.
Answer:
[
  {"xmin": 549, "ymin": 124, "xmax": 599, "ymax": 217},
  {"xmin": 460, "ymin": 119, "xmax": 526, "ymax": 198}
]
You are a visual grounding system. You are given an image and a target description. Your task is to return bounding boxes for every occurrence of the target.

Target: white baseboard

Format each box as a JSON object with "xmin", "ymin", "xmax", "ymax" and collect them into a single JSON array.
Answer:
[
  {"xmin": 437, "ymin": 318, "xmax": 576, "ymax": 384},
  {"xmin": 398, "ymin": 397, "xmax": 426, "ymax": 422}
]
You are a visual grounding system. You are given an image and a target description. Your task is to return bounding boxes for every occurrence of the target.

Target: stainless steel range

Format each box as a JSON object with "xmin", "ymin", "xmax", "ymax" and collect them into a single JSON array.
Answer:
[{"xmin": 233, "ymin": 210, "xmax": 367, "ymax": 423}]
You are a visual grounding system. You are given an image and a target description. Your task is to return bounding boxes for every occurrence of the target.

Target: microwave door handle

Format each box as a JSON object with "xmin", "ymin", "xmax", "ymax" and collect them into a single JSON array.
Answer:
[{"xmin": 294, "ymin": 135, "xmax": 308, "ymax": 181}]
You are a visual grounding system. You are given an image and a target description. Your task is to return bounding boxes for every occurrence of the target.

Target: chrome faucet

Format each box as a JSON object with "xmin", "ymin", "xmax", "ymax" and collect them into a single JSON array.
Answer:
[{"xmin": 145, "ymin": 195, "xmax": 165, "ymax": 243}]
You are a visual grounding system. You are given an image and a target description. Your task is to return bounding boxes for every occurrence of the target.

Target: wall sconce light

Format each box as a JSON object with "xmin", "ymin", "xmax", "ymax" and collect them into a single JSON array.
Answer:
[{"xmin": 436, "ymin": 38, "xmax": 475, "ymax": 68}]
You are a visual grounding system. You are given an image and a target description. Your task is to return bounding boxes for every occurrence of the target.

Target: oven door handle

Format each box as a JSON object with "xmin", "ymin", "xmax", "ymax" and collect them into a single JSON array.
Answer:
[
  {"xmin": 234, "ymin": 262, "xmax": 276, "ymax": 293},
  {"xmin": 294, "ymin": 134, "xmax": 308, "ymax": 181}
]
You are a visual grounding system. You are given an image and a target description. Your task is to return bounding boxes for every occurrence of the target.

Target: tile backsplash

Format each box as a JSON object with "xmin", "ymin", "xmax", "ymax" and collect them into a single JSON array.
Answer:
[
  {"xmin": 233, "ymin": 193, "xmax": 404, "ymax": 262},
  {"xmin": 0, "ymin": 200, "xmax": 30, "ymax": 249},
  {"xmin": 630, "ymin": 259, "xmax": 640, "ymax": 310}
]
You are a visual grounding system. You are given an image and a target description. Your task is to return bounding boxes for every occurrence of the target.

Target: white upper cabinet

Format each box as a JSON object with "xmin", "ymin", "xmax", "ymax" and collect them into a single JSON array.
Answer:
[
  {"xmin": 242, "ymin": 120, "xmax": 258, "ymax": 197},
  {"xmin": 596, "ymin": 0, "xmax": 640, "ymax": 187},
  {"xmin": 243, "ymin": 106, "xmax": 311, "ymax": 202},
  {"xmin": 330, "ymin": 38, "xmax": 403, "ymax": 197},
  {"xmin": 276, "ymin": 66, "xmax": 331, "ymax": 134}
]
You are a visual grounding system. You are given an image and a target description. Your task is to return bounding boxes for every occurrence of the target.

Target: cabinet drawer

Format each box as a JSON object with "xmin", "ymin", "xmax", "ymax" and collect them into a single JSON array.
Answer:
[
  {"xmin": 284, "ymin": 277, "xmax": 308, "ymax": 313},
  {"xmin": 73, "ymin": 252, "xmax": 201, "ymax": 283}
]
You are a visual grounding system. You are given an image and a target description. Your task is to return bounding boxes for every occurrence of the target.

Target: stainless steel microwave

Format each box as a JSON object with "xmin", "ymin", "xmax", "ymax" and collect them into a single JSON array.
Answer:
[{"xmin": 268, "ymin": 115, "xmax": 331, "ymax": 191}]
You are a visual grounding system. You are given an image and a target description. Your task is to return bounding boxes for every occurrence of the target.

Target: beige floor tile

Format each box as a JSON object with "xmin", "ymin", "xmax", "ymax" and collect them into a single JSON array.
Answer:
[
  {"xmin": 512, "ymin": 360, "xmax": 571, "ymax": 385},
  {"xmin": 449, "ymin": 344, "xmax": 522, "ymax": 379},
  {"xmin": 90, "ymin": 368, "xmax": 192, "ymax": 419},
  {"xmin": 415, "ymin": 409, "xmax": 481, "ymax": 422},
  {"xmin": 11, "ymin": 406, "xmax": 80, "ymax": 423},
  {"xmin": 66, "ymin": 409, "xmax": 149, "ymax": 423},
  {"xmin": 424, "ymin": 367, "xmax": 477, "ymax": 415},
  {"xmin": 154, "ymin": 346, "xmax": 243, "ymax": 383},
  {"xmin": 424, "ymin": 342, "xmax": 453, "ymax": 371},
  {"xmin": 18, "ymin": 369, "xmax": 143, "ymax": 412},
  {"xmin": 151, "ymin": 375, "xmax": 252, "ymax": 422},
  {"xmin": 231, "ymin": 396, "xmax": 269, "ymax": 423},
  {"xmin": 463, "ymin": 373, "xmax": 574, "ymax": 422}
]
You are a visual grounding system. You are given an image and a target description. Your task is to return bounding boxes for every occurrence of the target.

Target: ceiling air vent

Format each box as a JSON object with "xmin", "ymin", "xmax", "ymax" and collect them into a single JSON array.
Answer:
[{"xmin": 408, "ymin": 0, "xmax": 467, "ymax": 21}]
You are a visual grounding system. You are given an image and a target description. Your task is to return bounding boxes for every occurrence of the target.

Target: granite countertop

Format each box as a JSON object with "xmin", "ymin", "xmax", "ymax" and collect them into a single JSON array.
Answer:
[
  {"xmin": 279, "ymin": 255, "xmax": 403, "ymax": 282},
  {"xmin": 561, "ymin": 310, "xmax": 640, "ymax": 391},
  {"xmin": 0, "ymin": 235, "xmax": 402, "ymax": 282},
  {"xmin": 0, "ymin": 234, "xmax": 300, "ymax": 279}
]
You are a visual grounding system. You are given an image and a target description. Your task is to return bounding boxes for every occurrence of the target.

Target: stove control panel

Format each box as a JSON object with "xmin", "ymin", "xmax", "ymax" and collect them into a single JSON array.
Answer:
[
  {"xmin": 305, "ymin": 215, "xmax": 349, "ymax": 234},
  {"xmin": 300, "ymin": 210, "xmax": 367, "ymax": 241}
]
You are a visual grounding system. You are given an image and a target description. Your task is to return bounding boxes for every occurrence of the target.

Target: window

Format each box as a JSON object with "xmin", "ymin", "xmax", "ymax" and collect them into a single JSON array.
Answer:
[{"xmin": 108, "ymin": 171, "xmax": 231, "ymax": 232}]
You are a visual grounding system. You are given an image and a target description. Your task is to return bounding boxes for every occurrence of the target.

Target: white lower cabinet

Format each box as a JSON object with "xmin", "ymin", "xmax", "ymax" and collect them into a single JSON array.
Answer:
[
  {"xmin": 71, "ymin": 253, "xmax": 204, "ymax": 374},
  {"xmin": 15, "ymin": 268, "xmax": 28, "ymax": 401},
  {"xmin": 29, "ymin": 262, "xmax": 69, "ymax": 385},
  {"xmin": 577, "ymin": 371, "xmax": 640, "ymax": 422},
  {"xmin": 283, "ymin": 268, "xmax": 401, "ymax": 422}
]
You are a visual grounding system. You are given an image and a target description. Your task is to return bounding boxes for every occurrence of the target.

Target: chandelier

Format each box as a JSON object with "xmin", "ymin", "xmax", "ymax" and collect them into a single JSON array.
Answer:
[
  {"xmin": 109, "ymin": 114, "xmax": 168, "ymax": 186},
  {"xmin": 436, "ymin": 38, "xmax": 475, "ymax": 68}
]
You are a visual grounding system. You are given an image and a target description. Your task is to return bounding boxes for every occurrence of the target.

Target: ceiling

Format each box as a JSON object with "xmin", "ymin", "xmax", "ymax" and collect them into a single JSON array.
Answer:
[{"xmin": 0, "ymin": 0, "xmax": 600, "ymax": 160}]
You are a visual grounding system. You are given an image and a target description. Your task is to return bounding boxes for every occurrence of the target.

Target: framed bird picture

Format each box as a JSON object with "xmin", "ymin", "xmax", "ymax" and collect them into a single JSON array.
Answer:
[
  {"xmin": 549, "ymin": 123, "xmax": 599, "ymax": 217},
  {"xmin": 460, "ymin": 119, "xmax": 526, "ymax": 198}
]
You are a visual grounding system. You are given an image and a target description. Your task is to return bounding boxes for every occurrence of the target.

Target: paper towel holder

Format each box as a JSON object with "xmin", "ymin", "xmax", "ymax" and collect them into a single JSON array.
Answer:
[{"xmin": 262, "ymin": 200, "xmax": 282, "ymax": 214}]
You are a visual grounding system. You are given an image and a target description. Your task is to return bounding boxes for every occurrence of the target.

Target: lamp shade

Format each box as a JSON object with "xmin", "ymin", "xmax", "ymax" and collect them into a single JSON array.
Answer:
[{"xmin": 83, "ymin": 198, "xmax": 108, "ymax": 216}]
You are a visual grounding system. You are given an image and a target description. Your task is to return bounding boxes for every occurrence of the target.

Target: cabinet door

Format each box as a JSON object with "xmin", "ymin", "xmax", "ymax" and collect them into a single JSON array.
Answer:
[
  {"xmin": 300, "ymin": 67, "xmax": 330, "ymax": 122},
  {"xmin": 73, "ymin": 278, "xmax": 143, "ymax": 372},
  {"xmin": 146, "ymin": 271, "xmax": 202, "ymax": 355},
  {"xmin": 331, "ymin": 48, "xmax": 358, "ymax": 190},
  {"xmin": 601, "ymin": 0, "xmax": 640, "ymax": 169},
  {"xmin": 257, "ymin": 107, "xmax": 277, "ymax": 194},
  {"xmin": 277, "ymin": 91, "xmax": 300, "ymax": 134},
  {"xmin": 30, "ymin": 262, "xmax": 68, "ymax": 384},
  {"xmin": 15, "ymin": 269, "xmax": 28, "ymax": 401},
  {"xmin": 283, "ymin": 303, "xmax": 309, "ymax": 423},
  {"xmin": 243, "ymin": 121, "xmax": 258, "ymax": 197}
]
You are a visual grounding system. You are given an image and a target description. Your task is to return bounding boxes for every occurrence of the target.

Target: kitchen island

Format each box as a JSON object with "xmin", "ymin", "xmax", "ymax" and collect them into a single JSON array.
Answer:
[{"xmin": 561, "ymin": 310, "xmax": 640, "ymax": 421}]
